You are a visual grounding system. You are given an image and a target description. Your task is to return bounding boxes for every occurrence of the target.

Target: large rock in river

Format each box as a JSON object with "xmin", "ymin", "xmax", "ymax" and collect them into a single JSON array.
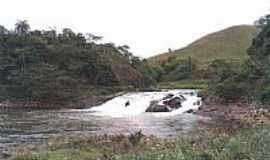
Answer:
[
  {"xmin": 163, "ymin": 97, "xmax": 181, "ymax": 109},
  {"xmin": 146, "ymin": 94, "xmax": 187, "ymax": 113},
  {"xmin": 146, "ymin": 101, "xmax": 171, "ymax": 112}
]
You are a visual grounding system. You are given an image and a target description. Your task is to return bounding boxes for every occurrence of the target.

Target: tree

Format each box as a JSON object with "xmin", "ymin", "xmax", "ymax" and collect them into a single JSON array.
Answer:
[
  {"xmin": 86, "ymin": 33, "xmax": 103, "ymax": 42},
  {"xmin": 207, "ymin": 59, "xmax": 248, "ymax": 102},
  {"xmin": 247, "ymin": 14, "xmax": 270, "ymax": 105},
  {"xmin": 0, "ymin": 25, "xmax": 8, "ymax": 35},
  {"xmin": 15, "ymin": 20, "xmax": 30, "ymax": 35}
]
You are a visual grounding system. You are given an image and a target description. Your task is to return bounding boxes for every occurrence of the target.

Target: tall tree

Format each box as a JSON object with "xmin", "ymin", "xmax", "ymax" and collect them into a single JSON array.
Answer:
[
  {"xmin": 0, "ymin": 25, "xmax": 8, "ymax": 35},
  {"xmin": 15, "ymin": 20, "xmax": 30, "ymax": 35}
]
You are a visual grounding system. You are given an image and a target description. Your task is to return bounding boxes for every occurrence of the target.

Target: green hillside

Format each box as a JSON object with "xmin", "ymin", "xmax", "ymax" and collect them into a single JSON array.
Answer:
[{"xmin": 148, "ymin": 25, "xmax": 257, "ymax": 68}]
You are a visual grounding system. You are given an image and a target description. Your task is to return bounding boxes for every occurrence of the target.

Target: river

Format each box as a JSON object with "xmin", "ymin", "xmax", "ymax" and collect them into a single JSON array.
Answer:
[{"xmin": 0, "ymin": 89, "xmax": 208, "ymax": 156}]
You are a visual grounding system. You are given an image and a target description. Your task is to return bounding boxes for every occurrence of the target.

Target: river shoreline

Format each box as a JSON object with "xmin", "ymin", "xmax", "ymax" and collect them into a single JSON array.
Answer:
[
  {"xmin": 196, "ymin": 101, "xmax": 270, "ymax": 125},
  {"xmin": 0, "ymin": 91, "xmax": 126, "ymax": 110},
  {"xmin": 0, "ymin": 88, "xmax": 163, "ymax": 109}
]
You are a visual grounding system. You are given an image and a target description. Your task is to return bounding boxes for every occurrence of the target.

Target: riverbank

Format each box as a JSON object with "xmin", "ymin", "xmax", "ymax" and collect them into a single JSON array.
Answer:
[
  {"xmin": 0, "ymin": 86, "xmax": 164, "ymax": 109},
  {"xmin": 9, "ymin": 124, "xmax": 270, "ymax": 160},
  {"xmin": 0, "ymin": 81, "xmax": 204, "ymax": 109},
  {"xmin": 196, "ymin": 101, "xmax": 270, "ymax": 125},
  {"xmin": 0, "ymin": 91, "xmax": 126, "ymax": 109}
]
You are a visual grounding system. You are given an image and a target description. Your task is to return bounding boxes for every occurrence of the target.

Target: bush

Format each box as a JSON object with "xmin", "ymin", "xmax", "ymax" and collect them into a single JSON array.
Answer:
[
  {"xmin": 210, "ymin": 79, "xmax": 245, "ymax": 102},
  {"xmin": 162, "ymin": 57, "xmax": 197, "ymax": 81},
  {"xmin": 257, "ymin": 84, "xmax": 270, "ymax": 105},
  {"xmin": 207, "ymin": 59, "xmax": 245, "ymax": 102}
]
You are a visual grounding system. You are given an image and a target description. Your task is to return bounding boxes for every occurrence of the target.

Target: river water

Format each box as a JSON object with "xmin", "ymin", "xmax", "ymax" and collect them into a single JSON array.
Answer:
[{"xmin": 0, "ymin": 89, "xmax": 208, "ymax": 156}]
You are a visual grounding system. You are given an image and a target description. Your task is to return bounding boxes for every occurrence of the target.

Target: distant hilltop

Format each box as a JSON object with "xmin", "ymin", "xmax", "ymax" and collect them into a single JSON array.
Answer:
[{"xmin": 148, "ymin": 25, "xmax": 257, "ymax": 68}]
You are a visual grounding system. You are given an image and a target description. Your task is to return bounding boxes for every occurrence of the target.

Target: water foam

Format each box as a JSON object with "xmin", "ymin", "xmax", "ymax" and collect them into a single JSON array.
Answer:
[{"xmin": 89, "ymin": 90, "xmax": 202, "ymax": 117}]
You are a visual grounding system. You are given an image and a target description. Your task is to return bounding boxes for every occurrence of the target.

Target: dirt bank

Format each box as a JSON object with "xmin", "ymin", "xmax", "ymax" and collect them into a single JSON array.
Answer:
[{"xmin": 196, "ymin": 102, "xmax": 270, "ymax": 125}]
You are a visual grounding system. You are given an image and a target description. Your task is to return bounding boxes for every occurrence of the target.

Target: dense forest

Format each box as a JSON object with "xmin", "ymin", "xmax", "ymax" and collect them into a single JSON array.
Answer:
[{"xmin": 0, "ymin": 20, "xmax": 156, "ymax": 102}]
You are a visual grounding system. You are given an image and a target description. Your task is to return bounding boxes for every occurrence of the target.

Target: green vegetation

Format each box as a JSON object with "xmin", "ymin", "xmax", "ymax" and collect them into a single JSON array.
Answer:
[
  {"xmin": 206, "ymin": 59, "xmax": 251, "ymax": 102},
  {"xmin": 0, "ymin": 20, "xmax": 155, "ymax": 102},
  {"xmin": 158, "ymin": 80, "xmax": 208, "ymax": 89},
  {"xmin": 11, "ymin": 125, "xmax": 270, "ymax": 160},
  {"xmin": 247, "ymin": 15, "xmax": 270, "ymax": 106},
  {"xmin": 206, "ymin": 14, "xmax": 270, "ymax": 107},
  {"xmin": 147, "ymin": 15, "xmax": 270, "ymax": 106},
  {"xmin": 160, "ymin": 57, "xmax": 197, "ymax": 82},
  {"xmin": 148, "ymin": 25, "xmax": 257, "ymax": 84}
]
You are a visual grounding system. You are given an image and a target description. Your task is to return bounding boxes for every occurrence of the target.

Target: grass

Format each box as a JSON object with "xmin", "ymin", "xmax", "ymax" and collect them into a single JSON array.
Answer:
[
  {"xmin": 10, "ymin": 125, "xmax": 270, "ymax": 160},
  {"xmin": 148, "ymin": 25, "xmax": 257, "ymax": 69},
  {"xmin": 158, "ymin": 80, "xmax": 208, "ymax": 89},
  {"xmin": 11, "ymin": 125, "xmax": 270, "ymax": 160}
]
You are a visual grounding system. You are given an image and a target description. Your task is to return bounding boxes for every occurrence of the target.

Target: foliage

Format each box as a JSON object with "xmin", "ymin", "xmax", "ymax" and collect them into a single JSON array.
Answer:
[
  {"xmin": 158, "ymin": 57, "xmax": 197, "ymax": 82},
  {"xmin": 11, "ymin": 125, "xmax": 270, "ymax": 160},
  {"xmin": 180, "ymin": 14, "xmax": 270, "ymax": 105},
  {"xmin": 207, "ymin": 59, "xmax": 251, "ymax": 102},
  {"xmin": 0, "ymin": 20, "xmax": 155, "ymax": 101},
  {"xmin": 148, "ymin": 25, "xmax": 257, "ymax": 83},
  {"xmin": 247, "ymin": 15, "xmax": 270, "ymax": 106}
]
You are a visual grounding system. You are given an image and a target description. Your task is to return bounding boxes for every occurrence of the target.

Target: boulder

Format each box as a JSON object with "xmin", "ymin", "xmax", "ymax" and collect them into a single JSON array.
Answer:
[
  {"xmin": 163, "ymin": 97, "xmax": 182, "ymax": 109},
  {"xmin": 162, "ymin": 94, "xmax": 174, "ymax": 100},
  {"xmin": 185, "ymin": 109, "xmax": 194, "ymax": 114},
  {"xmin": 125, "ymin": 100, "xmax": 130, "ymax": 107},
  {"xmin": 146, "ymin": 101, "xmax": 171, "ymax": 112},
  {"xmin": 146, "ymin": 94, "xmax": 187, "ymax": 113}
]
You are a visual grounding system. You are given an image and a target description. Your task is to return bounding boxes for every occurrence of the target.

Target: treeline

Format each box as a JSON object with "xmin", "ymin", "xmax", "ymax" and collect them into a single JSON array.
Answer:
[{"xmin": 0, "ymin": 20, "xmax": 155, "ymax": 101}]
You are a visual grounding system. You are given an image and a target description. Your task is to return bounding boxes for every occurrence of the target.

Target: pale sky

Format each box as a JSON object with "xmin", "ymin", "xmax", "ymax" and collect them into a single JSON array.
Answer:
[{"xmin": 0, "ymin": 0, "xmax": 269, "ymax": 58}]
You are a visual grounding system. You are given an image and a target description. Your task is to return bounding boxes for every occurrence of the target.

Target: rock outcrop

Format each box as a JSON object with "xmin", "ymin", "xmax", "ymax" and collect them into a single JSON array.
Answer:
[
  {"xmin": 146, "ymin": 94, "xmax": 186, "ymax": 113},
  {"xmin": 146, "ymin": 101, "xmax": 171, "ymax": 112}
]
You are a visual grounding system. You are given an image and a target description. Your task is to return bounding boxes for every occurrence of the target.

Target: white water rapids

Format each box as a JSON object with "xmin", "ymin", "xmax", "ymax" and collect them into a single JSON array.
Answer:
[{"xmin": 89, "ymin": 89, "xmax": 202, "ymax": 117}]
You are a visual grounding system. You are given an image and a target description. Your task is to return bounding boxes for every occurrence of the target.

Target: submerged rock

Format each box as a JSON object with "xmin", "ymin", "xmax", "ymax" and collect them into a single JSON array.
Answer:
[
  {"xmin": 179, "ymin": 95, "xmax": 186, "ymax": 101},
  {"xmin": 185, "ymin": 109, "xmax": 194, "ymax": 114},
  {"xmin": 125, "ymin": 100, "xmax": 130, "ymax": 107}
]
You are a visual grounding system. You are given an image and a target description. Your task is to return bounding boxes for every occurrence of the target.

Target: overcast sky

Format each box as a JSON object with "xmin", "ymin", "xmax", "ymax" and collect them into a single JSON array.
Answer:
[{"xmin": 0, "ymin": 0, "xmax": 269, "ymax": 58}]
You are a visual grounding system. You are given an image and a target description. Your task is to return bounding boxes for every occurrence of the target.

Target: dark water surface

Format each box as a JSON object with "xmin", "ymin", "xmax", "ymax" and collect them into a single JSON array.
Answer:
[{"xmin": 0, "ymin": 108, "xmax": 207, "ymax": 155}]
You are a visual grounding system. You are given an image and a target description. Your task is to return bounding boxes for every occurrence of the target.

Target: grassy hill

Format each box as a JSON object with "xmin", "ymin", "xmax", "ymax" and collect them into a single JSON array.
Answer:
[{"xmin": 148, "ymin": 25, "xmax": 257, "ymax": 68}]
